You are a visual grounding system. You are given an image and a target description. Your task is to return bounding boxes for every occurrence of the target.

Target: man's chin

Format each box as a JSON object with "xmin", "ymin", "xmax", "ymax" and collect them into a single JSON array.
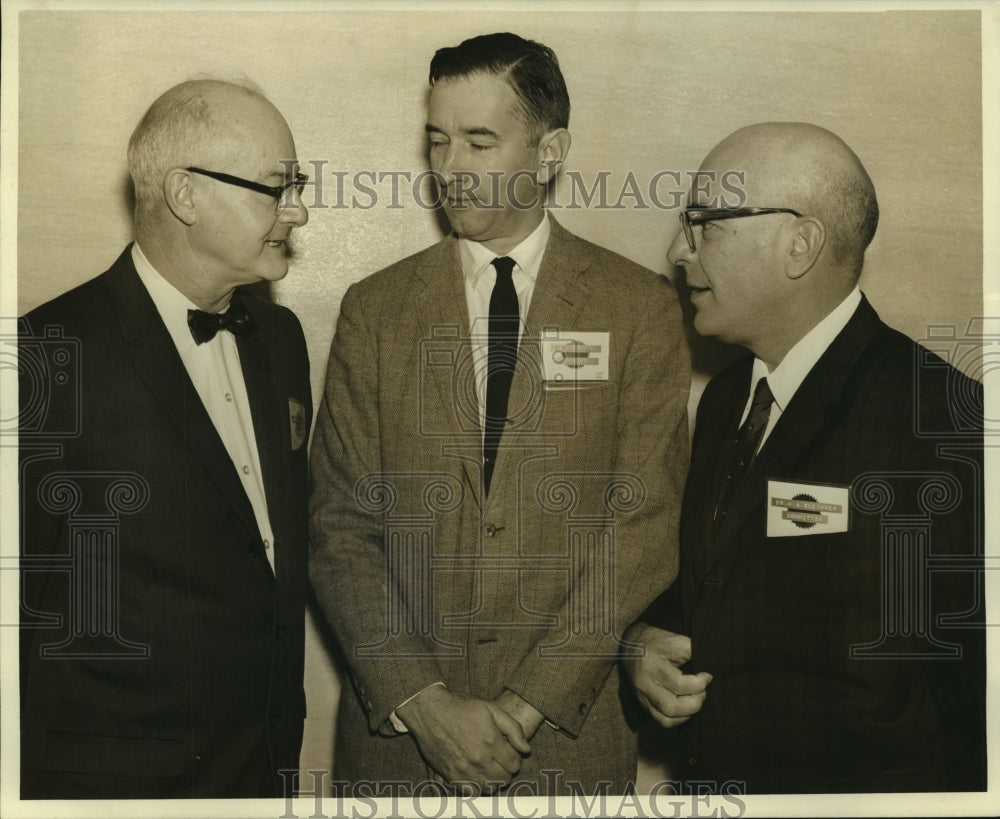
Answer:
[
  {"xmin": 692, "ymin": 310, "xmax": 720, "ymax": 339},
  {"xmin": 443, "ymin": 208, "xmax": 479, "ymax": 234},
  {"xmin": 251, "ymin": 263, "xmax": 291, "ymax": 286}
]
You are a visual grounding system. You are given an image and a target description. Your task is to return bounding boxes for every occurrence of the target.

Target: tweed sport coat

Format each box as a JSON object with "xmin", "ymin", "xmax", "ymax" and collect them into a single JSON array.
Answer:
[
  {"xmin": 309, "ymin": 218, "xmax": 690, "ymax": 793},
  {"xmin": 644, "ymin": 296, "xmax": 986, "ymax": 793},
  {"xmin": 19, "ymin": 246, "xmax": 312, "ymax": 798}
]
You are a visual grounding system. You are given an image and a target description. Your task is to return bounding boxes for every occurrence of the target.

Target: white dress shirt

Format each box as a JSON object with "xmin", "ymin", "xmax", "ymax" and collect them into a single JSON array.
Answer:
[
  {"xmin": 459, "ymin": 213, "xmax": 551, "ymax": 431},
  {"xmin": 132, "ymin": 243, "xmax": 276, "ymax": 572},
  {"xmin": 742, "ymin": 287, "xmax": 863, "ymax": 452}
]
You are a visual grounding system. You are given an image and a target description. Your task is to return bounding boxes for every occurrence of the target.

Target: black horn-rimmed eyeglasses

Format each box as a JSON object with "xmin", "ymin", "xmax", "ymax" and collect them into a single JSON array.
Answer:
[
  {"xmin": 186, "ymin": 167, "xmax": 308, "ymax": 211},
  {"xmin": 679, "ymin": 205, "xmax": 803, "ymax": 252}
]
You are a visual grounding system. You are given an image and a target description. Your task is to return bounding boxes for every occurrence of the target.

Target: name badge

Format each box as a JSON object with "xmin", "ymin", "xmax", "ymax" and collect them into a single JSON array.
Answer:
[
  {"xmin": 766, "ymin": 479, "xmax": 850, "ymax": 537},
  {"xmin": 539, "ymin": 330, "xmax": 610, "ymax": 383},
  {"xmin": 288, "ymin": 398, "xmax": 307, "ymax": 451}
]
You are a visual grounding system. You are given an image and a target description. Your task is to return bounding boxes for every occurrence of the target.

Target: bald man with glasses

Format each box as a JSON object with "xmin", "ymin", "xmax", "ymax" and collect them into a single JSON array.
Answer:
[
  {"xmin": 623, "ymin": 122, "xmax": 985, "ymax": 794},
  {"xmin": 19, "ymin": 79, "xmax": 312, "ymax": 798}
]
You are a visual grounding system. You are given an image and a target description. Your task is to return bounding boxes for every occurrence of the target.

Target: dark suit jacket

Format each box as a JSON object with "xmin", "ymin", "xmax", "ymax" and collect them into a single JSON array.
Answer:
[
  {"xmin": 19, "ymin": 246, "xmax": 312, "ymax": 798},
  {"xmin": 309, "ymin": 218, "xmax": 690, "ymax": 793},
  {"xmin": 645, "ymin": 296, "xmax": 986, "ymax": 793}
]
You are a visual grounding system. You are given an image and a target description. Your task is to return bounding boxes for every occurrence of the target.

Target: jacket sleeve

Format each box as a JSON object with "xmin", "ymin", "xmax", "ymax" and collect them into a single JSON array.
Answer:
[
  {"xmin": 503, "ymin": 272, "xmax": 691, "ymax": 735},
  {"xmin": 308, "ymin": 283, "xmax": 447, "ymax": 732}
]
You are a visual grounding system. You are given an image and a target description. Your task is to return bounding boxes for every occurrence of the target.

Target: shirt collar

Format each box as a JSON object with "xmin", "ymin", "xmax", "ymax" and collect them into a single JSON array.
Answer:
[
  {"xmin": 132, "ymin": 242, "xmax": 220, "ymax": 354},
  {"xmin": 459, "ymin": 212, "xmax": 550, "ymax": 287},
  {"xmin": 751, "ymin": 287, "xmax": 862, "ymax": 413}
]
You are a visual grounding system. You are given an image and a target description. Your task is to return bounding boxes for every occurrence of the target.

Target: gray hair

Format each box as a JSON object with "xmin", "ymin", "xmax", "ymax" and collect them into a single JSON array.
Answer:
[{"xmin": 126, "ymin": 79, "xmax": 265, "ymax": 224}]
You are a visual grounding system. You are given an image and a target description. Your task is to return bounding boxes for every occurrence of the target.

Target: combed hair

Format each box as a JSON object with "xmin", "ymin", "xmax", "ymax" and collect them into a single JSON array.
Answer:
[{"xmin": 429, "ymin": 32, "xmax": 570, "ymax": 142}]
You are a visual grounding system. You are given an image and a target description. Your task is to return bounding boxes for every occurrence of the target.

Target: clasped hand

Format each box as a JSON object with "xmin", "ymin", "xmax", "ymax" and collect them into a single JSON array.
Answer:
[
  {"xmin": 622, "ymin": 623, "xmax": 712, "ymax": 728},
  {"xmin": 396, "ymin": 686, "xmax": 532, "ymax": 793}
]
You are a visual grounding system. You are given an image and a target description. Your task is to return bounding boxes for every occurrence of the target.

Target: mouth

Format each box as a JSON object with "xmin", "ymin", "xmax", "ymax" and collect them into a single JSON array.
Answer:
[
  {"xmin": 264, "ymin": 237, "xmax": 295, "ymax": 259},
  {"xmin": 688, "ymin": 285, "xmax": 711, "ymax": 297}
]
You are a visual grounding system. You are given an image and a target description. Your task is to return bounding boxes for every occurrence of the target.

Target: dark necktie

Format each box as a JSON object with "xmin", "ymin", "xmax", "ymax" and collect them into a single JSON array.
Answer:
[
  {"xmin": 714, "ymin": 377, "xmax": 773, "ymax": 525},
  {"xmin": 483, "ymin": 256, "xmax": 519, "ymax": 495},
  {"xmin": 187, "ymin": 297, "xmax": 256, "ymax": 345}
]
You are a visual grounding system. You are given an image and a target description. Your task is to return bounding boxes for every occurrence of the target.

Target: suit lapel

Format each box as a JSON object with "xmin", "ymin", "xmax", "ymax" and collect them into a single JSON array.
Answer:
[
  {"xmin": 701, "ymin": 298, "xmax": 886, "ymax": 578},
  {"xmin": 492, "ymin": 219, "xmax": 591, "ymax": 496},
  {"xmin": 412, "ymin": 221, "xmax": 593, "ymax": 508},
  {"xmin": 688, "ymin": 362, "xmax": 751, "ymax": 580},
  {"xmin": 106, "ymin": 248, "xmax": 262, "ymax": 543},
  {"xmin": 237, "ymin": 312, "xmax": 283, "ymax": 577},
  {"xmin": 520, "ymin": 219, "xmax": 592, "ymax": 339},
  {"xmin": 412, "ymin": 236, "xmax": 484, "ymax": 507}
]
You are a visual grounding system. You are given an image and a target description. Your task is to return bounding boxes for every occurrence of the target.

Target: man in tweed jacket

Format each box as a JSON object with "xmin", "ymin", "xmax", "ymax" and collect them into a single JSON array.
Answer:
[{"xmin": 309, "ymin": 33, "xmax": 690, "ymax": 795}]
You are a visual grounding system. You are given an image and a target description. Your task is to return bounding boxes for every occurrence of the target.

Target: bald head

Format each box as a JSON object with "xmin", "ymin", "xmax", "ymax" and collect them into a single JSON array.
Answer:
[
  {"xmin": 127, "ymin": 80, "xmax": 290, "ymax": 226},
  {"xmin": 704, "ymin": 122, "xmax": 878, "ymax": 274}
]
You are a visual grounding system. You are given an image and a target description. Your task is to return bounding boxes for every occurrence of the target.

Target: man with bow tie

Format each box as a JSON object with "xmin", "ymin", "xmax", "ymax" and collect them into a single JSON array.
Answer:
[
  {"xmin": 19, "ymin": 79, "xmax": 312, "ymax": 798},
  {"xmin": 308, "ymin": 32, "xmax": 690, "ymax": 795}
]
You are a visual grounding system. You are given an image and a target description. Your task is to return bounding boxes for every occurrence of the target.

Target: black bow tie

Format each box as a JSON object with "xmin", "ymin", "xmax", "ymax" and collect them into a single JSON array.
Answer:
[{"xmin": 187, "ymin": 297, "xmax": 256, "ymax": 344}]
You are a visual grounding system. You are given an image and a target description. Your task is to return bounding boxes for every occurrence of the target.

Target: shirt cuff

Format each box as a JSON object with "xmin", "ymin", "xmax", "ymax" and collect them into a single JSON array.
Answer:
[{"xmin": 387, "ymin": 681, "xmax": 447, "ymax": 733}]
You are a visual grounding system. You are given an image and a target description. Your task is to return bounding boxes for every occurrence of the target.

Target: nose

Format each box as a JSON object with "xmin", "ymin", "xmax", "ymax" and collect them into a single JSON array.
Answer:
[
  {"xmin": 278, "ymin": 192, "xmax": 309, "ymax": 227},
  {"xmin": 430, "ymin": 142, "xmax": 460, "ymax": 184},
  {"xmin": 666, "ymin": 226, "xmax": 695, "ymax": 266}
]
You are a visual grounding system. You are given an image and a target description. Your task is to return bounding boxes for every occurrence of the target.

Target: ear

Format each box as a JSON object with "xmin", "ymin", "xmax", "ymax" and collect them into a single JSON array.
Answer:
[
  {"xmin": 536, "ymin": 128, "xmax": 571, "ymax": 185},
  {"xmin": 784, "ymin": 217, "xmax": 825, "ymax": 280},
  {"xmin": 162, "ymin": 168, "xmax": 198, "ymax": 226}
]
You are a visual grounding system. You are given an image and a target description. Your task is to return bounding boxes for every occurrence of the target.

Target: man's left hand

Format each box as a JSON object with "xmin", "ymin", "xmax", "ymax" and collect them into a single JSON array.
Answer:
[{"xmin": 494, "ymin": 689, "xmax": 545, "ymax": 740}]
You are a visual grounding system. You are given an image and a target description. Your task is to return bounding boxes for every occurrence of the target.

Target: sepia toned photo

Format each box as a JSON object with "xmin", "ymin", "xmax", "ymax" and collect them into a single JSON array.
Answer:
[{"xmin": 1, "ymin": 2, "xmax": 995, "ymax": 817}]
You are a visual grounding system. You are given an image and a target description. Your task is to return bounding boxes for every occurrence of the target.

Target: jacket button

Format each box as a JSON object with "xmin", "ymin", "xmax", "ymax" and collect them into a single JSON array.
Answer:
[
  {"xmin": 578, "ymin": 702, "xmax": 588, "ymax": 714},
  {"xmin": 688, "ymin": 757, "xmax": 698, "ymax": 767},
  {"xmin": 275, "ymin": 624, "xmax": 287, "ymax": 639},
  {"xmin": 485, "ymin": 524, "xmax": 497, "ymax": 537},
  {"xmin": 247, "ymin": 542, "xmax": 260, "ymax": 558}
]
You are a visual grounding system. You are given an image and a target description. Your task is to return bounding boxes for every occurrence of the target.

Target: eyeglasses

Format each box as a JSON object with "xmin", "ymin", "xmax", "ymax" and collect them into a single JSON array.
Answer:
[
  {"xmin": 186, "ymin": 167, "xmax": 308, "ymax": 210},
  {"xmin": 679, "ymin": 205, "xmax": 803, "ymax": 253}
]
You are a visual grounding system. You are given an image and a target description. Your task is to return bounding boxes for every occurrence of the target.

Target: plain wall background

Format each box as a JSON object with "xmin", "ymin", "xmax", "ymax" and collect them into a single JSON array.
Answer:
[{"xmin": 10, "ymin": 5, "xmax": 987, "ymax": 793}]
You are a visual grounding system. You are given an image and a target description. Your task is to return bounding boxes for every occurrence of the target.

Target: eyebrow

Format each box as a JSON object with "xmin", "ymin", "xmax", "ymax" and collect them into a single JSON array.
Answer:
[{"xmin": 425, "ymin": 123, "xmax": 502, "ymax": 140}]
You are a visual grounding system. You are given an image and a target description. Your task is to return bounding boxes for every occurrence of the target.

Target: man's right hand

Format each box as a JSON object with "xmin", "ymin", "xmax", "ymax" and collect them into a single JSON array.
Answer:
[
  {"xmin": 622, "ymin": 622, "xmax": 712, "ymax": 729},
  {"xmin": 395, "ymin": 685, "xmax": 531, "ymax": 793}
]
